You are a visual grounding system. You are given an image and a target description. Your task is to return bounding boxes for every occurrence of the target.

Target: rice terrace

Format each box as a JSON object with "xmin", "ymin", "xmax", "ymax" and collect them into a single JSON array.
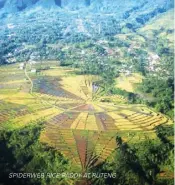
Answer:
[
  {"xmin": 0, "ymin": 61, "xmax": 173, "ymax": 176},
  {"xmin": 0, "ymin": 0, "xmax": 174, "ymax": 185}
]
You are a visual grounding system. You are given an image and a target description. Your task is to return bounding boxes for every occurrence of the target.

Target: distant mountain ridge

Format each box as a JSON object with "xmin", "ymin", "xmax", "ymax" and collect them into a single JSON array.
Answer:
[
  {"xmin": 0, "ymin": 0, "xmax": 174, "ymax": 64},
  {"xmin": 0, "ymin": 0, "xmax": 89, "ymax": 11},
  {"xmin": 0, "ymin": 0, "xmax": 173, "ymax": 41},
  {"xmin": 0, "ymin": 0, "xmax": 173, "ymax": 13}
]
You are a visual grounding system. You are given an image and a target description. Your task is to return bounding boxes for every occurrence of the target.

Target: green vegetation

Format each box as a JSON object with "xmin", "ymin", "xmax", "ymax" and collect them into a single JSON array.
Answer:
[
  {"xmin": 138, "ymin": 35, "xmax": 174, "ymax": 119},
  {"xmin": 0, "ymin": 123, "xmax": 173, "ymax": 185},
  {"xmin": 0, "ymin": 123, "xmax": 75, "ymax": 185},
  {"xmin": 88, "ymin": 125, "xmax": 174, "ymax": 185},
  {"xmin": 0, "ymin": 3, "xmax": 174, "ymax": 185},
  {"xmin": 139, "ymin": 76, "xmax": 174, "ymax": 119}
]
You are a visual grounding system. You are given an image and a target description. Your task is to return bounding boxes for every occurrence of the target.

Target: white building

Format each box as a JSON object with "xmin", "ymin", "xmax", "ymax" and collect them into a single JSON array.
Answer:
[
  {"xmin": 148, "ymin": 53, "xmax": 160, "ymax": 72},
  {"xmin": 7, "ymin": 24, "xmax": 15, "ymax": 29},
  {"xmin": 29, "ymin": 60, "xmax": 37, "ymax": 65},
  {"xmin": 125, "ymin": 70, "xmax": 131, "ymax": 76},
  {"xmin": 19, "ymin": 63, "xmax": 25, "ymax": 70},
  {"xmin": 31, "ymin": 69, "xmax": 37, "ymax": 73},
  {"xmin": 81, "ymin": 50, "xmax": 85, "ymax": 55}
]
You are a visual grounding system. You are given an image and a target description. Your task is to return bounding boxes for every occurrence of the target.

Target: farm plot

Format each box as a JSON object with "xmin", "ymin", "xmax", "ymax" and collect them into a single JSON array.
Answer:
[
  {"xmin": 47, "ymin": 112, "xmax": 80, "ymax": 128},
  {"xmin": 60, "ymin": 75, "xmax": 100, "ymax": 101},
  {"xmin": 3, "ymin": 107, "xmax": 62, "ymax": 130},
  {"xmin": 99, "ymin": 94, "xmax": 127, "ymax": 104},
  {"xmin": 44, "ymin": 101, "xmax": 170, "ymax": 132},
  {"xmin": 107, "ymin": 106, "xmax": 170, "ymax": 131},
  {"xmin": 41, "ymin": 128, "xmax": 118, "ymax": 171},
  {"xmin": 93, "ymin": 132, "xmax": 117, "ymax": 162},
  {"xmin": 33, "ymin": 77, "xmax": 82, "ymax": 100},
  {"xmin": 0, "ymin": 90, "xmax": 62, "ymax": 129},
  {"xmin": 41, "ymin": 99, "xmax": 172, "ymax": 170},
  {"xmin": 40, "ymin": 126, "xmax": 82, "ymax": 168},
  {"xmin": 0, "ymin": 100, "xmax": 31, "ymax": 129},
  {"xmin": 33, "ymin": 92, "xmax": 83, "ymax": 110},
  {"xmin": 0, "ymin": 65, "xmax": 31, "ymax": 92},
  {"xmin": 95, "ymin": 112, "xmax": 118, "ymax": 130},
  {"xmin": 0, "ymin": 62, "xmax": 173, "ymax": 171}
]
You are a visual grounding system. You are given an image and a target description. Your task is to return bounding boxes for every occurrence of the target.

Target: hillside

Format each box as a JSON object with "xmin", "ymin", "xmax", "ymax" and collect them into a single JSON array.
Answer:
[
  {"xmin": 0, "ymin": 0, "xmax": 174, "ymax": 65},
  {"xmin": 0, "ymin": 61, "xmax": 174, "ymax": 185},
  {"xmin": 0, "ymin": 0, "xmax": 173, "ymax": 12},
  {"xmin": 0, "ymin": 1, "xmax": 174, "ymax": 185}
]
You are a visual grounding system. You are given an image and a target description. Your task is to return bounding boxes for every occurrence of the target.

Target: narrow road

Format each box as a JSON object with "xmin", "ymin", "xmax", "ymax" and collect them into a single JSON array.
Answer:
[{"xmin": 24, "ymin": 62, "xmax": 33, "ymax": 94}]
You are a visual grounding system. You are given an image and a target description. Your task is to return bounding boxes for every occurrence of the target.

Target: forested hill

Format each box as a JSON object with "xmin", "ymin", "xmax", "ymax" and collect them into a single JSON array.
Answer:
[
  {"xmin": 0, "ymin": 0, "xmax": 173, "ymax": 29},
  {"xmin": 0, "ymin": 0, "xmax": 173, "ymax": 12},
  {"xmin": 0, "ymin": 0, "xmax": 173, "ymax": 40},
  {"xmin": 0, "ymin": 0, "xmax": 174, "ymax": 64}
]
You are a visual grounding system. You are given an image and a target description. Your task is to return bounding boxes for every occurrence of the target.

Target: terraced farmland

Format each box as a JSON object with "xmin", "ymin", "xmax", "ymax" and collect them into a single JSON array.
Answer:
[{"xmin": 0, "ymin": 62, "xmax": 172, "ymax": 171}]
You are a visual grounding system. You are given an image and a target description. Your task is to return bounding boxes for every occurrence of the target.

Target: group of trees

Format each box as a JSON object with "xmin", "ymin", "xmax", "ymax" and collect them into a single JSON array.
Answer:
[
  {"xmin": 140, "ymin": 76, "xmax": 174, "ymax": 119},
  {"xmin": 139, "ymin": 36, "xmax": 174, "ymax": 119},
  {"xmin": 89, "ymin": 125, "xmax": 174, "ymax": 185},
  {"xmin": 79, "ymin": 58, "xmax": 119, "ymax": 93},
  {"xmin": 0, "ymin": 123, "xmax": 72, "ymax": 185},
  {"xmin": 0, "ymin": 122, "xmax": 173, "ymax": 185}
]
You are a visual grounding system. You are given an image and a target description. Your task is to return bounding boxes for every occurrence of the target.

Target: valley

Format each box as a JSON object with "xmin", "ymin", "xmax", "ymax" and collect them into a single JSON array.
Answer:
[{"xmin": 0, "ymin": 0, "xmax": 174, "ymax": 185}]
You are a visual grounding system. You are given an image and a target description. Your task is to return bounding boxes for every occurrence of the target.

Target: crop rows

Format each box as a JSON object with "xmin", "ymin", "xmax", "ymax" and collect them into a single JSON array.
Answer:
[
  {"xmin": 45, "ymin": 107, "xmax": 169, "ymax": 132},
  {"xmin": 33, "ymin": 77, "xmax": 81, "ymax": 100},
  {"xmin": 48, "ymin": 112, "xmax": 80, "ymax": 128},
  {"xmin": 41, "ymin": 127, "xmax": 117, "ymax": 170},
  {"xmin": 108, "ymin": 111, "xmax": 169, "ymax": 131},
  {"xmin": 1, "ymin": 63, "xmax": 172, "ymax": 171},
  {"xmin": 41, "ymin": 126, "xmax": 82, "ymax": 167},
  {"xmin": 0, "ymin": 101, "xmax": 30, "ymax": 123}
]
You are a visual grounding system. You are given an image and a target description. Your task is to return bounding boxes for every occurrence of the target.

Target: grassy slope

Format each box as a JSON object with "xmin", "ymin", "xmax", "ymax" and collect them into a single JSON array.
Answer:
[
  {"xmin": 113, "ymin": 9, "xmax": 173, "ymax": 95},
  {"xmin": 139, "ymin": 9, "xmax": 174, "ymax": 41}
]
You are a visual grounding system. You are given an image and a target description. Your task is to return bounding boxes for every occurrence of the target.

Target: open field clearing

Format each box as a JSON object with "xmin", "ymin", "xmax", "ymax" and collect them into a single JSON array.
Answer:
[
  {"xmin": 116, "ymin": 73, "xmax": 143, "ymax": 93},
  {"xmin": 139, "ymin": 9, "xmax": 174, "ymax": 42},
  {"xmin": 0, "ymin": 62, "xmax": 173, "ymax": 170}
]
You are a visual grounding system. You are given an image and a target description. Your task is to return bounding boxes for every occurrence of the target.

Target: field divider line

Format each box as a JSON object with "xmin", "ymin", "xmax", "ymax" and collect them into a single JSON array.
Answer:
[
  {"xmin": 25, "ymin": 64, "xmax": 86, "ymax": 117},
  {"xmin": 24, "ymin": 62, "xmax": 33, "ymax": 94}
]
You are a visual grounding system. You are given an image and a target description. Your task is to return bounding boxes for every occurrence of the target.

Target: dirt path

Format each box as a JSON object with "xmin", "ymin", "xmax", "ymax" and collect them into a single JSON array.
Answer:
[{"xmin": 24, "ymin": 62, "xmax": 33, "ymax": 94}]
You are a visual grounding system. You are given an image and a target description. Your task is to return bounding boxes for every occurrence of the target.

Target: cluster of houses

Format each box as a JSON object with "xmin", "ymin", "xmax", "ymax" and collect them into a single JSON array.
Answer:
[
  {"xmin": 147, "ymin": 52, "xmax": 160, "ymax": 72},
  {"xmin": 19, "ymin": 60, "xmax": 37, "ymax": 73},
  {"xmin": 119, "ymin": 64, "xmax": 132, "ymax": 76},
  {"xmin": 19, "ymin": 63, "xmax": 25, "ymax": 70}
]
